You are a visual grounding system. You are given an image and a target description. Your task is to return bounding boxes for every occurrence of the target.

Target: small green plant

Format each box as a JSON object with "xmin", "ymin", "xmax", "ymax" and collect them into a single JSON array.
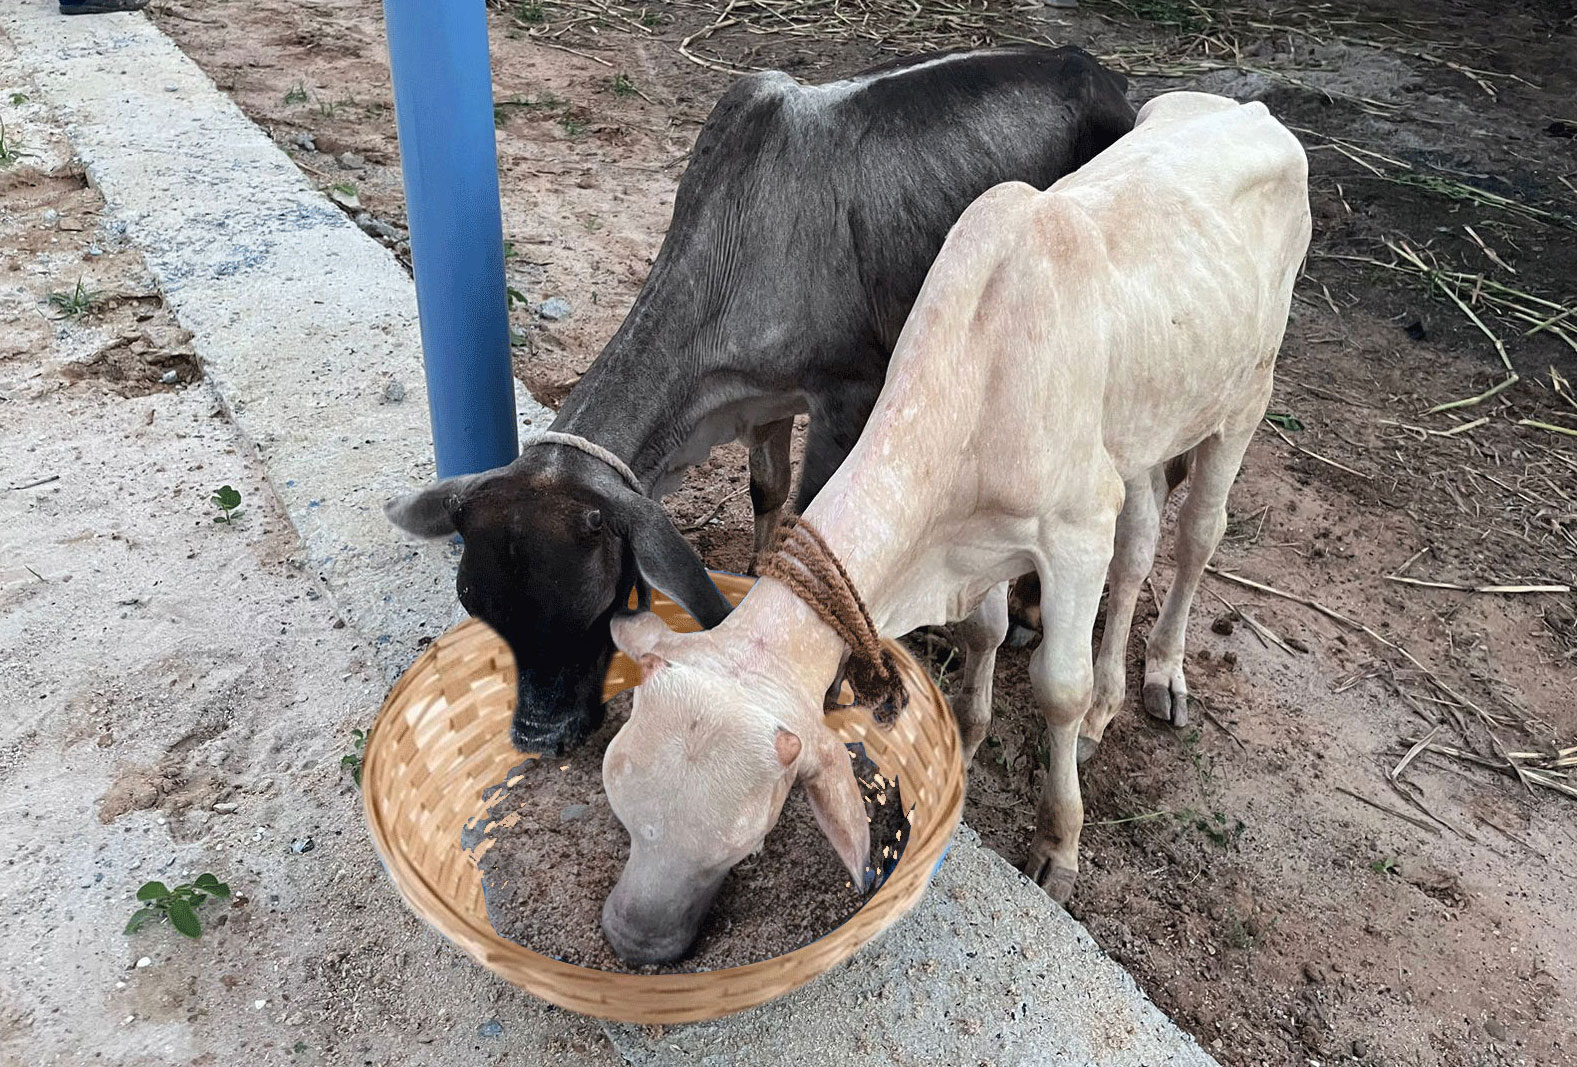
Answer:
[
  {"xmin": 515, "ymin": 0, "xmax": 546, "ymax": 23},
  {"xmin": 506, "ymin": 285, "xmax": 529, "ymax": 310},
  {"xmin": 340, "ymin": 727, "xmax": 368, "ymax": 787},
  {"xmin": 640, "ymin": 9, "xmax": 662, "ymax": 26},
  {"xmin": 330, "ymin": 180, "xmax": 358, "ymax": 199},
  {"xmin": 0, "ymin": 120, "xmax": 32, "ymax": 167},
  {"xmin": 559, "ymin": 113, "xmax": 588, "ymax": 138},
  {"xmin": 125, "ymin": 874, "xmax": 230, "ymax": 939},
  {"xmin": 583, "ymin": 215, "xmax": 603, "ymax": 233},
  {"xmin": 1176, "ymin": 807, "xmax": 1245, "ymax": 848},
  {"xmin": 283, "ymin": 83, "xmax": 309, "ymax": 106},
  {"xmin": 1197, "ymin": 809, "xmax": 1245, "ymax": 847},
  {"xmin": 48, "ymin": 278, "xmax": 101, "ymax": 318},
  {"xmin": 503, "ymin": 240, "xmax": 518, "ymax": 260},
  {"xmin": 211, "ymin": 485, "xmax": 243, "ymax": 524},
  {"xmin": 1264, "ymin": 412, "xmax": 1305, "ymax": 432},
  {"xmin": 1371, "ymin": 855, "xmax": 1399, "ymax": 876},
  {"xmin": 610, "ymin": 73, "xmax": 637, "ymax": 98},
  {"xmin": 9, "ymin": 92, "xmax": 28, "ymax": 106}
]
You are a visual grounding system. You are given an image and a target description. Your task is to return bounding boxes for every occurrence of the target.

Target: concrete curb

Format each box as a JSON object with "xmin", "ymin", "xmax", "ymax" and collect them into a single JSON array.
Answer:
[{"xmin": 0, "ymin": 5, "xmax": 1217, "ymax": 1064}]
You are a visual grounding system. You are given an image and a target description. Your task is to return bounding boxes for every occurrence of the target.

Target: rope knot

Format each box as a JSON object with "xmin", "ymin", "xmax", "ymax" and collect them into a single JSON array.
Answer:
[{"xmin": 757, "ymin": 517, "xmax": 908, "ymax": 725}]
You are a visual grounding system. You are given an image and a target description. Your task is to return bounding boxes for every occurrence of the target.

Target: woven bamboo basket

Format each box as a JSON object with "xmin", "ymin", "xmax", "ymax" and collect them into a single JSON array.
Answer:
[{"xmin": 362, "ymin": 571, "xmax": 964, "ymax": 1024}]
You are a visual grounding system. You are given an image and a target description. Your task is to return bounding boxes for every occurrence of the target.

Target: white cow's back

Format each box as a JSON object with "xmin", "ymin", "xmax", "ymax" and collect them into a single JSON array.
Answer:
[{"xmin": 811, "ymin": 91, "xmax": 1310, "ymax": 632}]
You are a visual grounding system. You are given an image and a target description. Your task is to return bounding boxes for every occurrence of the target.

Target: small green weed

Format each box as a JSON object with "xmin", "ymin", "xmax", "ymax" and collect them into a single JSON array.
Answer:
[
  {"xmin": 1371, "ymin": 855, "xmax": 1399, "ymax": 876},
  {"xmin": 1177, "ymin": 807, "xmax": 1245, "ymax": 848},
  {"xmin": 283, "ymin": 83, "xmax": 309, "ymax": 107},
  {"xmin": 340, "ymin": 727, "xmax": 368, "ymax": 787},
  {"xmin": 47, "ymin": 278, "xmax": 101, "ymax": 318},
  {"xmin": 9, "ymin": 92, "xmax": 28, "ymax": 106},
  {"xmin": 1264, "ymin": 412, "xmax": 1305, "ymax": 432},
  {"xmin": 503, "ymin": 240, "xmax": 518, "ymax": 260},
  {"xmin": 330, "ymin": 181, "xmax": 359, "ymax": 199},
  {"xmin": 515, "ymin": 0, "xmax": 546, "ymax": 23},
  {"xmin": 583, "ymin": 215, "xmax": 603, "ymax": 233},
  {"xmin": 559, "ymin": 113, "xmax": 588, "ymax": 138},
  {"xmin": 125, "ymin": 874, "xmax": 230, "ymax": 939},
  {"xmin": 0, "ymin": 121, "xmax": 33, "ymax": 167},
  {"xmin": 640, "ymin": 9, "xmax": 662, "ymax": 26},
  {"xmin": 211, "ymin": 485, "xmax": 243, "ymax": 525},
  {"xmin": 1198, "ymin": 809, "xmax": 1246, "ymax": 847},
  {"xmin": 506, "ymin": 285, "xmax": 529, "ymax": 310},
  {"xmin": 610, "ymin": 73, "xmax": 637, "ymax": 98}
]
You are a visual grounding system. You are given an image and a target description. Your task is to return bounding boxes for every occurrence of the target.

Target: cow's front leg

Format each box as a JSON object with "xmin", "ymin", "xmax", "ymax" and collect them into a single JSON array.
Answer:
[
  {"xmin": 1023, "ymin": 503, "xmax": 1117, "ymax": 904},
  {"xmin": 747, "ymin": 418, "xmax": 794, "ymax": 573}
]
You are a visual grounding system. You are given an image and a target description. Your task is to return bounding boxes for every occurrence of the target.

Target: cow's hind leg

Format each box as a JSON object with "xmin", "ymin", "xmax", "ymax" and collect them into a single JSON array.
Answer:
[
  {"xmin": 1143, "ymin": 425, "xmax": 1254, "ymax": 727},
  {"xmin": 952, "ymin": 581, "xmax": 1009, "ymax": 766},
  {"xmin": 747, "ymin": 418, "xmax": 795, "ymax": 573},
  {"xmin": 1079, "ymin": 465, "xmax": 1167, "ymax": 764},
  {"xmin": 1024, "ymin": 493, "xmax": 1119, "ymax": 903}
]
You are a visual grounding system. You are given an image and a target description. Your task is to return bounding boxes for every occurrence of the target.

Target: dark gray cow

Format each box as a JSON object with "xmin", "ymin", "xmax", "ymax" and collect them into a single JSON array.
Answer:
[{"xmin": 387, "ymin": 45, "xmax": 1135, "ymax": 755}]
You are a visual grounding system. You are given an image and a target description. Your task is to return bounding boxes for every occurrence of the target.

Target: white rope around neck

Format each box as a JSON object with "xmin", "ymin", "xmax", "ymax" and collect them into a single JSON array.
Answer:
[{"xmin": 522, "ymin": 431, "xmax": 644, "ymax": 494}]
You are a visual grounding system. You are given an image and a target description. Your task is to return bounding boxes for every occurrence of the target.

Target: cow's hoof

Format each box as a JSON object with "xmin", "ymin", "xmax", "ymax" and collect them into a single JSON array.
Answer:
[
  {"xmin": 1143, "ymin": 679, "xmax": 1189, "ymax": 728},
  {"xmin": 1024, "ymin": 852, "xmax": 1078, "ymax": 904},
  {"xmin": 1076, "ymin": 735, "xmax": 1100, "ymax": 766},
  {"xmin": 1006, "ymin": 623, "xmax": 1039, "ymax": 649}
]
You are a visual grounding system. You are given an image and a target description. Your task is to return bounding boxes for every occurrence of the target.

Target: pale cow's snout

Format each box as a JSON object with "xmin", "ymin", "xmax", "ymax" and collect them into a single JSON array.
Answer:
[{"xmin": 600, "ymin": 867, "xmax": 729, "ymax": 965}]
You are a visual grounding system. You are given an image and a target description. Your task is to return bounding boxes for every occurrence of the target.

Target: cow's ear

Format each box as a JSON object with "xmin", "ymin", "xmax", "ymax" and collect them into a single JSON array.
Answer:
[
  {"xmin": 799, "ymin": 736, "xmax": 870, "ymax": 885},
  {"xmin": 610, "ymin": 610, "xmax": 673, "ymax": 663},
  {"xmin": 384, "ymin": 473, "xmax": 484, "ymax": 539},
  {"xmin": 606, "ymin": 490, "xmax": 733, "ymax": 629}
]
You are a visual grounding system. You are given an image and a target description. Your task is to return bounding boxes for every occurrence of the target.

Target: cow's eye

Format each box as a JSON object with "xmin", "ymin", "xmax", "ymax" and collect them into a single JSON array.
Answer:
[{"xmin": 584, "ymin": 508, "xmax": 603, "ymax": 533}]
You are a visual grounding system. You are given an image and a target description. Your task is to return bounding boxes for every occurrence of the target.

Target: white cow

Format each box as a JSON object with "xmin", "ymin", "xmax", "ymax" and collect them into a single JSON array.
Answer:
[{"xmin": 597, "ymin": 92, "xmax": 1311, "ymax": 964}]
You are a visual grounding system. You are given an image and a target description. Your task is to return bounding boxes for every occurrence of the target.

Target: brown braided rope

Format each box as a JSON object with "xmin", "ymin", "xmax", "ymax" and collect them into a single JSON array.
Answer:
[{"xmin": 757, "ymin": 516, "xmax": 908, "ymax": 725}]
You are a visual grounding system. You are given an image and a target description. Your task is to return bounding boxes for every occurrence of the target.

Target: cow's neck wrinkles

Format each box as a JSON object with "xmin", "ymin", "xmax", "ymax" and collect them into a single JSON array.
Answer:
[{"xmin": 547, "ymin": 237, "xmax": 772, "ymax": 491}]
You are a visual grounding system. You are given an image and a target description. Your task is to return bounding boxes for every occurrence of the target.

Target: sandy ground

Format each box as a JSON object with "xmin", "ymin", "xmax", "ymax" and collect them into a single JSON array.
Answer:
[
  {"xmin": 0, "ymin": 73, "xmax": 618, "ymax": 1065},
  {"xmin": 7, "ymin": 0, "xmax": 1577, "ymax": 1065}
]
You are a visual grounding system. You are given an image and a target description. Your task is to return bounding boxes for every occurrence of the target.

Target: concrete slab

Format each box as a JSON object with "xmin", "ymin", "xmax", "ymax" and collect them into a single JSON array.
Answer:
[{"xmin": 0, "ymin": 4, "xmax": 1217, "ymax": 1064}]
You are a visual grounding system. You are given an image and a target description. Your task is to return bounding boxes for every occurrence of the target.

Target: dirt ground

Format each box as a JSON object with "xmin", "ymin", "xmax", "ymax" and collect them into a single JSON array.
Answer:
[{"xmin": 48, "ymin": 0, "xmax": 1577, "ymax": 1063}]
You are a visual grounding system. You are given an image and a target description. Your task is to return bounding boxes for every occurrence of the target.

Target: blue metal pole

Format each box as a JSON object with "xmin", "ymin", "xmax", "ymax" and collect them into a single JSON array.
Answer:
[{"xmin": 382, "ymin": 0, "xmax": 518, "ymax": 479}]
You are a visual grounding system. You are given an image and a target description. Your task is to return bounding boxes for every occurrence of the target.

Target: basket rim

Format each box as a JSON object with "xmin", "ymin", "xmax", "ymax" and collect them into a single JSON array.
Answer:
[{"xmin": 361, "ymin": 573, "xmax": 963, "ymax": 1022}]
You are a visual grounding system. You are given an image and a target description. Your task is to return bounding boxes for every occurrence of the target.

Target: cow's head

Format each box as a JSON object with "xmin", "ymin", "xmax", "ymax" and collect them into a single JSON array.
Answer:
[
  {"xmin": 597, "ymin": 610, "xmax": 868, "ymax": 964},
  {"xmin": 385, "ymin": 452, "xmax": 731, "ymax": 755}
]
